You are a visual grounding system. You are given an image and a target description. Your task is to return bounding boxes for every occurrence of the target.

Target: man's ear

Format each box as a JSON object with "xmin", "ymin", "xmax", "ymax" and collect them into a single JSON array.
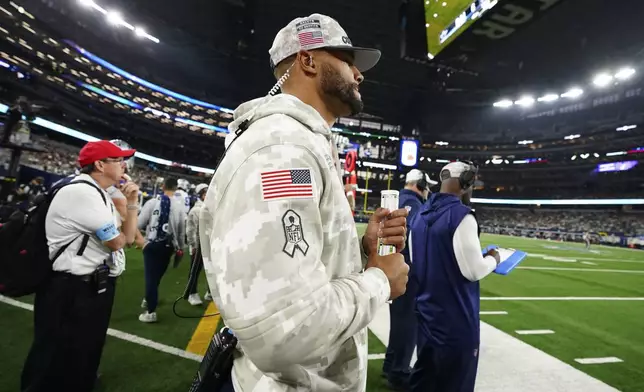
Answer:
[{"xmin": 298, "ymin": 50, "xmax": 318, "ymax": 75}]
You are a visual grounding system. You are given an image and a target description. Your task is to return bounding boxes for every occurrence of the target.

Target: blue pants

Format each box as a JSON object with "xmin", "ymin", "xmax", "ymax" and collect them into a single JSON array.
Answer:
[
  {"xmin": 410, "ymin": 344, "xmax": 480, "ymax": 392},
  {"xmin": 383, "ymin": 281, "xmax": 417, "ymax": 383},
  {"xmin": 143, "ymin": 241, "xmax": 174, "ymax": 313}
]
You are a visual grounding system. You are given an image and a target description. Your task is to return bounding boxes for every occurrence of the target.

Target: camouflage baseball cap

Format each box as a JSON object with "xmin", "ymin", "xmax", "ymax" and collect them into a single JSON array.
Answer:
[{"xmin": 269, "ymin": 13, "xmax": 381, "ymax": 72}]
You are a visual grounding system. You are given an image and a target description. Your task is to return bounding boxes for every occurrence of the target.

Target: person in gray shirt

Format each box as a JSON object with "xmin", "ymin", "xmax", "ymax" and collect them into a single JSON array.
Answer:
[{"xmin": 137, "ymin": 178, "xmax": 186, "ymax": 323}]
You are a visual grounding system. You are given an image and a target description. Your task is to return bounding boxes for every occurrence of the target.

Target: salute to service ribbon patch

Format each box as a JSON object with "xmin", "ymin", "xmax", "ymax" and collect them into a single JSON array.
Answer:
[
  {"xmin": 261, "ymin": 168, "xmax": 314, "ymax": 201},
  {"xmin": 282, "ymin": 210, "xmax": 309, "ymax": 257}
]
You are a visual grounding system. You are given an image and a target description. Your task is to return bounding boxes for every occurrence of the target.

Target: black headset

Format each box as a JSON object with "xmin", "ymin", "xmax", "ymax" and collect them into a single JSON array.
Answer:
[
  {"xmin": 440, "ymin": 160, "xmax": 479, "ymax": 190},
  {"xmin": 416, "ymin": 170, "xmax": 430, "ymax": 192}
]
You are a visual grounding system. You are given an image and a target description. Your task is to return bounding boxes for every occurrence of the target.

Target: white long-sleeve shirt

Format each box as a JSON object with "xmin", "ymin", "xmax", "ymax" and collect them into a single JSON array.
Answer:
[{"xmin": 452, "ymin": 214, "xmax": 498, "ymax": 282}]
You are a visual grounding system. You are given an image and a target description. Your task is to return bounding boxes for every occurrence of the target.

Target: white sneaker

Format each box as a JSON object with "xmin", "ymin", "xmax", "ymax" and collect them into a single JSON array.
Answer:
[
  {"xmin": 188, "ymin": 293, "xmax": 203, "ymax": 306},
  {"xmin": 204, "ymin": 291, "xmax": 213, "ymax": 301},
  {"xmin": 139, "ymin": 311, "xmax": 157, "ymax": 323},
  {"xmin": 141, "ymin": 298, "xmax": 147, "ymax": 309}
]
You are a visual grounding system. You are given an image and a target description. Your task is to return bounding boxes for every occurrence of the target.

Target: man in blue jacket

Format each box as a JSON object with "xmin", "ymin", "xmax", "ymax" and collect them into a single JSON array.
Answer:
[
  {"xmin": 409, "ymin": 161, "xmax": 500, "ymax": 392},
  {"xmin": 383, "ymin": 169, "xmax": 436, "ymax": 390}
]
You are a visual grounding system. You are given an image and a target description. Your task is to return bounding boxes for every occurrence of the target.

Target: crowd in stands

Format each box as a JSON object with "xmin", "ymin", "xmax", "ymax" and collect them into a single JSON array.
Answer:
[
  {"xmin": 0, "ymin": 135, "xmax": 208, "ymax": 191},
  {"xmin": 477, "ymin": 207, "xmax": 644, "ymax": 237}
]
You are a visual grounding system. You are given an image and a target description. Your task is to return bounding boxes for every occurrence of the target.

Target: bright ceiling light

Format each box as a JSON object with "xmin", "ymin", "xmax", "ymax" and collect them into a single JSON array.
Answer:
[
  {"xmin": 493, "ymin": 99, "xmax": 513, "ymax": 108},
  {"xmin": 518, "ymin": 140, "xmax": 533, "ymax": 145},
  {"xmin": 514, "ymin": 96, "xmax": 535, "ymax": 107},
  {"xmin": 537, "ymin": 93, "xmax": 559, "ymax": 102},
  {"xmin": 134, "ymin": 26, "xmax": 147, "ymax": 37},
  {"xmin": 433, "ymin": 13, "xmax": 438, "ymax": 17},
  {"xmin": 593, "ymin": 153, "xmax": 600, "ymax": 158},
  {"xmin": 593, "ymin": 72, "xmax": 613, "ymax": 87},
  {"xmin": 561, "ymin": 87, "xmax": 583, "ymax": 99},
  {"xmin": 78, "ymin": 0, "xmax": 95, "ymax": 6},
  {"xmin": 425, "ymin": 23, "xmax": 429, "ymax": 28},
  {"xmin": 571, "ymin": 155, "xmax": 577, "ymax": 160},
  {"xmin": 106, "ymin": 11, "xmax": 124, "ymax": 26},
  {"xmin": 564, "ymin": 134, "xmax": 580, "ymax": 140},
  {"xmin": 442, "ymin": 2, "xmax": 447, "ymax": 5},
  {"xmin": 435, "ymin": 141, "xmax": 449, "ymax": 146},
  {"xmin": 615, "ymin": 67, "xmax": 636, "ymax": 80},
  {"xmin": 616, "ymin": 125, "xmax": 637, "ymax": 131}
]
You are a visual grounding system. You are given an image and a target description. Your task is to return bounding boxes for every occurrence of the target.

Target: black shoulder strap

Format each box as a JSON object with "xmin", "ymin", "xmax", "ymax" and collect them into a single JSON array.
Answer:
[
  {"xmin": 48, "ymin": 179, "xmax": 108, "ymax": 260},
  {"xmin": 56, "ymin": 179, "xmax": 107, "ymax": 206}
]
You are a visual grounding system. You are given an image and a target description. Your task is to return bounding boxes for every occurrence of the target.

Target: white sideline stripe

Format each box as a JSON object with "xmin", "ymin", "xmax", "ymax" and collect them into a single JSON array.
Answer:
[
  {"xmin": 480, "ymin": 311, "xmax": 508, "ymax": 315},
  {"xmin": 517, "ymin": 266, "xmax": 644, "ymax": 274},
  {"xmin": 575, "ymin": 357, "xmax": 623, "ymax": 365},
  {"xmin": 482, "ymin": 297, "xmax": 644, "ymax": 301},
  {"xmin": 581, "ymin": 261, "xmax": 598, "ymax": 265},
  {"xmin": 0, "ymin": 295, "xmax": 203, "ymax": 363},
  {"xmin": 368, "ymin": 353, "xmax": 386, "ymax": 360},
  {"xmin": 516, "ymin": 329, "xmax": 555, "ymax": 335},
  {"xmin": 107, "ymin": 328, "xmax": 202, "ymax": 362}
]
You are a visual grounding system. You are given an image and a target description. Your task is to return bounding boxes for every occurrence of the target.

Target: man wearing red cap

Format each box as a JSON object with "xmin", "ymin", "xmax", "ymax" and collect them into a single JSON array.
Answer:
[{"xmin": 21, "ymin": 140, "xmax": 140, "ymax": 392}]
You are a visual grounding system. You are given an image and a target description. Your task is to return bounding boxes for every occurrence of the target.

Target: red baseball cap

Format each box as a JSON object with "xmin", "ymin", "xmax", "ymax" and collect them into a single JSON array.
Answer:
[{"xmin": 78, "ymin": 140, "xmax": 136, "ymax": 168}]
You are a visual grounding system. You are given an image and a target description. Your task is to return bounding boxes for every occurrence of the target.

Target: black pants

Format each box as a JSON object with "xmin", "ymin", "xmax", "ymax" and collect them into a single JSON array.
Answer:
[
  {"xmin": 410, "ymin": 344, "xmax": 480, "ymax": 392},
  {"xmin": 21, "ymin": 272, "xmax": 117, "ymax": 392},
  {"xmin": 383, "ymin": 282, "xmax": 417, "ymax": 383},
  {"xmin": 187, "ymin": 248, "xmax": 204, "ymax": 295},
  {"xmin": 143, "ymin": 241, "xmax": 174, "ymax": 313}
]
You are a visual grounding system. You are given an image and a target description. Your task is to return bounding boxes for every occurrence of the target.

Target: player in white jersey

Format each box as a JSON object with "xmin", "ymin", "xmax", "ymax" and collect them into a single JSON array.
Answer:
[{"xmin": 174, "ymin": 179, "xmax": 191, "ymax": 216}]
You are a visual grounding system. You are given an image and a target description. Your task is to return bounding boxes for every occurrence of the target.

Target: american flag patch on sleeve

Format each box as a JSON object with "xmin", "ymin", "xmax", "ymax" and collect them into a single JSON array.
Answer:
[{"xmin": 261, "ymin": 168, "xmax": 314, "ymax": 201}]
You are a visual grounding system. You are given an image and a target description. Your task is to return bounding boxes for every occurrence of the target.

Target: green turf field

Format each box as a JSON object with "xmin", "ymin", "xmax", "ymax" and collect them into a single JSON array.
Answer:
[
  {"xmin": 1, "ymin": 228, "xmax": 643, "ymax": 391},
  {"xmin": 424, "ymin": 0, "xmax": 477, "ymax": 57}
]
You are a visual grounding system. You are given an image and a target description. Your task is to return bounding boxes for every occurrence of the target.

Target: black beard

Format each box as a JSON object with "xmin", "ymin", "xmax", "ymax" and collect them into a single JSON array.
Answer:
[{"xmin": 320, "ymin": 64, "xmax": 364, "ymax": 116}]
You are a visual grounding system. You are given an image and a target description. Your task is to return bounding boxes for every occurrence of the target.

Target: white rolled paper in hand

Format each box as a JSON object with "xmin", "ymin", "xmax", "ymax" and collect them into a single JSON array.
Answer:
[{"xmin": 378, "ymin": 190, "xmax": 399, "ymax": 256}]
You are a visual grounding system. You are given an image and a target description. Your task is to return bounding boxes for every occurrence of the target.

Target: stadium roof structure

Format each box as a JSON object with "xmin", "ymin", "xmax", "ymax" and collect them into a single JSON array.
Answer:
[{"xmin": 13, "ymin": 0, "xmax": 644, "ymax": 138}]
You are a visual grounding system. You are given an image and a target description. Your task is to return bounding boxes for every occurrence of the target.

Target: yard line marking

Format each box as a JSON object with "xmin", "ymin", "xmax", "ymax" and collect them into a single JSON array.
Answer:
[
  {"xmin": 482, "ymin": 297, "xmax": 644, "ymax": 301},
  {"xmin": 517, "ymin": 266, "xmax": 644, "ymax": 274},
  {"xmin": 368, "ymin": 353, "xmax": 386, "ymax": 360},
  {"xmin": 480, "ymin": 311, "xmax": 508, "ymax": 315},
  {"xmin": 185, "ymin": 301, "xmax": 221, "ymax": 356},
  {"xmin": 516, "ymin": 329, "xmax": 555, "ymax": 335},
  {"xmin": 575, "ymin": 357, "xmax": 623, "ymax": 365},
  {"xmin": 0, "ymin": 294, "xmax": 203, "ymax": 363},
  {"xmin": 581, "ymin": 261, "xmax": 598, "ymax": 266}
]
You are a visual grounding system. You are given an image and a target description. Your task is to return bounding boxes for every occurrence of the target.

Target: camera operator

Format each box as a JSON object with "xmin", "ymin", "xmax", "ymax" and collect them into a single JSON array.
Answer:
[{"xmin": 21, "ymin": 140, "xmax": 139, "ymax": 392}]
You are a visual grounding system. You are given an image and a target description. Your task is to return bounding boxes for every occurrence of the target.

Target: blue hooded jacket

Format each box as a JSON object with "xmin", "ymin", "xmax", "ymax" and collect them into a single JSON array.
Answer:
[{"xmin": 409, "ymin": 192, "xmax": 481, "ymax": 348}]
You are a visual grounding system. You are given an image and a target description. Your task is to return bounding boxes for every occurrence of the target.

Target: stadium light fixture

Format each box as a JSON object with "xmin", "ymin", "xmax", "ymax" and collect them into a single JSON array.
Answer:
[
  {"xmin": 514, "ymin": 96, "xmax": 535, "ymax": 107},
  {"xmin": 571, "ymin": 155, "xmax": 576, "ymax": 160},
  {"xmin": 606, "ymin": 151, "xmax": 627, "ymax": 156},
  {"xmin": 580, "ymin": 153, "xmax": 590, "ymax": 159},
  {"xmin": 537, "ymin": 93, "xmax": 559, "ymax": 102},
  {"xmin": 435, "ymin": 159, "xmax": 450, "ymax": 163},
  {"xmin": 433, "ymin": 13, "xmax": 438, "ymax": 18},
  {"xmin": 106, "ymin": 11, "xmax": 124, "ymax": 26},
  {"xmin": 435, "ymin": 141, "xmax": 449, "ymax": 146},
  {"xmin": 493, "ymin": 99, "xmax": 513, "ymax": 108},
  {"xmin": 615, "ymin": 67, "xmax": 635, "ymax": 81},
  {"xmin": 78, "ymin": 0, "xmax": 94, "ymax": 6},
  {"xmin": 616, "ymin": 125, "xmax": 637, "ymax": 131},
  {"xmin": 560, "ymin": 87, "xmax": 583, "ymax": 99},
  {"xmin": 485, "ymin": 160, "xmax": 490, "ymax": 164},
  {"xmin": 593, "ymin": 72, "xmax": 613, "ymax": 87},
  {"xmin": 425, "ymin": 23, "xmax": 430, "ymax": 28},
  {"xmin": 593, "ymin": 153, "xmax": 600, "ymax": 158},
  {"xmin": 564, "ymin": 134, "xmax": 580, "ymax": 140},
  {"xmin": 518, "ymin": 140, "xmax": 533, "ymax": 145}
]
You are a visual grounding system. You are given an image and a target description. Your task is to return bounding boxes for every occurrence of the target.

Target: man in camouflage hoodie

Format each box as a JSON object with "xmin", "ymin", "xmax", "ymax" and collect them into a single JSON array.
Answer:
[{"xmin": 200, "ymin": 14, "xmax": 410, "ymax": 392}]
